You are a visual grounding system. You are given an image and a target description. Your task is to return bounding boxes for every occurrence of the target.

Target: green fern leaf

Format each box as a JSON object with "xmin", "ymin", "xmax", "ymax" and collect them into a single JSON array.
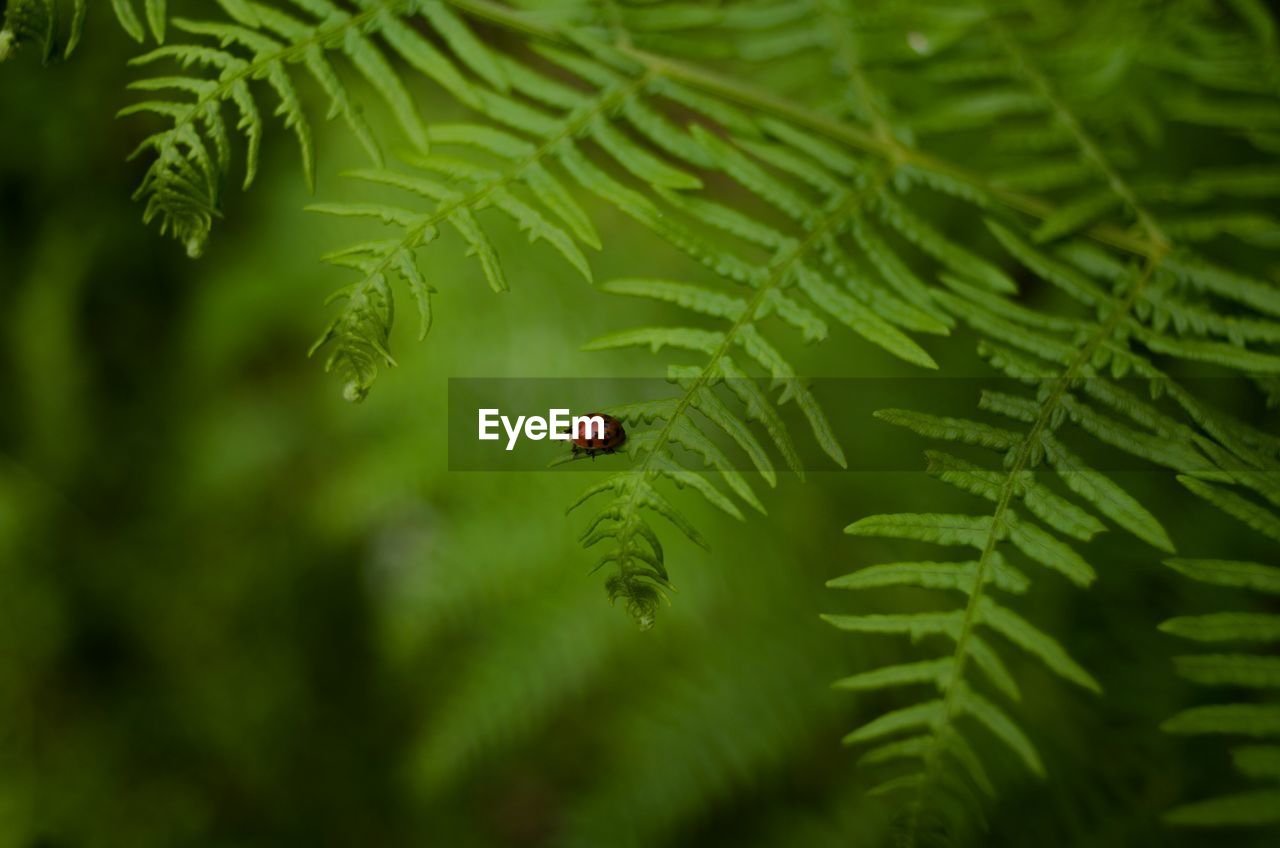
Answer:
[
  {"xmin": 1179, "ymin": 476, "xmax": 1280, "ymax": 543},
  {"xmin": 1161, "ymin": 613, "xmax": 1280, "ymax": 644},
  {"xmin": 121, "ymin": 0, "xmax": 508, "ymax": 256},
  {"xmin": 1165, "ymin": 789, "xmax": 1280, "ymax": 826},
  {"xmin": 1166, "ymin": 559, "xmax": 1280, "ymax": 593}
]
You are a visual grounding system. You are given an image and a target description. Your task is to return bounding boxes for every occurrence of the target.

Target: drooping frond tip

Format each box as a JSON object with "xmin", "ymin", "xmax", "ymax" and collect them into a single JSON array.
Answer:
[{"xmin": 120, "ymin": 0, "xmax": 507, "ymax": 258}]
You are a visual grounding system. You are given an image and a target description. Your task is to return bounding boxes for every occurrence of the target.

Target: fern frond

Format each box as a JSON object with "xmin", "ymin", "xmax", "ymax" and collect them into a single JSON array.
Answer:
[
  {"xmin": 826, "ymin": 119, "xmax": 1279, "ymax": 827},
  {"xmin": 572, "ymin": 186, "xmax": 874, "ymax": 622},
  {"xmin": 825, "ymin": 258, "xmax": 1146, "ymax": 836},
  {"xmin": 827, "ymin": 196, "xmax": 1280, "ymax": 834},
  {"xmin": 35, "ymin": 0, "xmax": 1278, "ymax": 819},
  {"xmin": 308, "ymin": 40, "xmax": 735, "ymax": 399},
  {"xmin": 120, "ymin": 0, "xmax": 495, "ymax": 257},
  {"xmin": 316, "ymin": 14, "xmax": 1040, "ymax": 404}
]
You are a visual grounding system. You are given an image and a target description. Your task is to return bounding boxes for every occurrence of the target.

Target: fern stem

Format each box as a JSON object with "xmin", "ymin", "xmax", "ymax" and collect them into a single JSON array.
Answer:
[
  {"xmin": 621, "ymin": 49, "xmax": 1158, "ymax": 256},
  {"xmin": 443, "ymin": 0, "xmax": 1163, "ymax": 259},
  {"xmin": 815, "ymin": 0, "xmax": 895, "ymax": 145},
  {"xmin": 985, "ymin": 10, "xmax": 1171, "ymax": 251},
  {"xmin": 904, "ymin": 254, "xmax": 1162, "ymax": 844}
]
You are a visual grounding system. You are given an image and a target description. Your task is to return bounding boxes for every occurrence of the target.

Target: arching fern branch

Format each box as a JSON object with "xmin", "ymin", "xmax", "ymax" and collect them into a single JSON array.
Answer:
[
  {"xmin": 305, "ymin": 42, "xmax": 734, "ymax": 399},
  {"xmin": 122, "ymin": 0, "xmax": 1252, "ymax": 392},
  {"xmin": 308, "ymin": 28, "xmax": 988, "ymax": 401},
  {"xmin": 100, "ymin": 0, "xmax": 1207, "ymax": 276},
  {"xmin": 825, "ymin": 252, "xmax": 1165, "ymax": 844},
  {"xmin": 121, "ymin": 0, "xmax": 495, "ymax": 257},
  {"xmin": 822, "ymin": 24, "xmax": 1279, "ymax": 813},
  {"xmin": 826, "ymin": 202, "xmax": 1280, "ymax": 839}
]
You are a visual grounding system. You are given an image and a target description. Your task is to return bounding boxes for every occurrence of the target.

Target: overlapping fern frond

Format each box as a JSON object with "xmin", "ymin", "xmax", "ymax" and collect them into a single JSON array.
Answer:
[
  {"xmin": 1160, "ymin": 483, "xmax": 1280, "ymax": 828},
  {"xmin": 307, "ymin": 41, "xmax": 734, "ymax": 399},
  {"xmin": 298, "ymin": 1, "xmax": 1280, "ymax": 653},
  {"xmin": 563, "ymin": 101, "xmax": 1051, "ymax": 627}
]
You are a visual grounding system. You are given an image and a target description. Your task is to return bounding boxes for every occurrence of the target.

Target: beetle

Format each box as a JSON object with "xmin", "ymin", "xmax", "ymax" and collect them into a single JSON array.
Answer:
[{"xmin": 570, "ymin": 412, "xmax": 626, "ymax": 458}]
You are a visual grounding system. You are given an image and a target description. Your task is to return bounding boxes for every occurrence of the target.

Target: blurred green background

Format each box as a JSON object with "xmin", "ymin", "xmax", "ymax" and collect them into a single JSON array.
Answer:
[{"xmin": 0, "ymin": 15, "xmax": 1276, "ymax": 848}]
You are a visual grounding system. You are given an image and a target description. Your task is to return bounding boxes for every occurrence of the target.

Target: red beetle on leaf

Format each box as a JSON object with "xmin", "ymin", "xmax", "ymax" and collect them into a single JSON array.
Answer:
[{"xmin": 570, "ymin": 413, "xmax": 626, "ymax": 458}]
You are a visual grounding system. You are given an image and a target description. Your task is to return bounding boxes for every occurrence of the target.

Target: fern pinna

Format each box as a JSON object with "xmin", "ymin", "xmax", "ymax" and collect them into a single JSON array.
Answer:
[{"xmin": 1159, "ymin": 483, "xmax": 1280, "ymax": 828}]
